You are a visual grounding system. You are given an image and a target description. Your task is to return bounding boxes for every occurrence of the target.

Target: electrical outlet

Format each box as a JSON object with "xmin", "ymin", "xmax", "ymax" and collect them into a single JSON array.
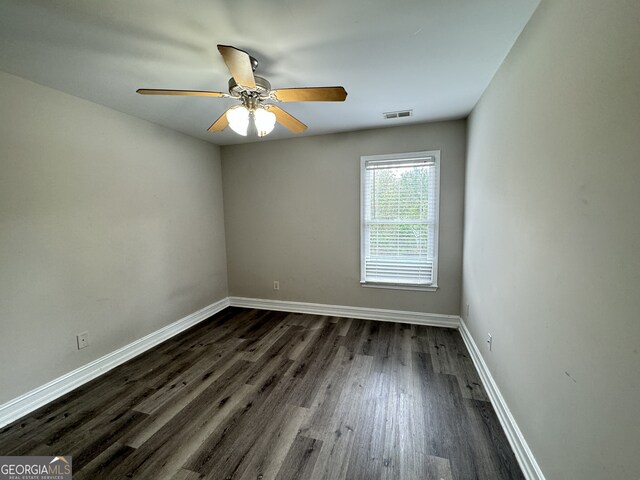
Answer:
[
  {"xmin": 77, "ymin": 331, "xmax": 89, "ymax": 350},
  {"xmin": 273, "ymin": 281, "xmax": 280, "ymax": 291},
  {"xmin": 487, "ymin": 333, "xmax": 492, "ymax": 351}
]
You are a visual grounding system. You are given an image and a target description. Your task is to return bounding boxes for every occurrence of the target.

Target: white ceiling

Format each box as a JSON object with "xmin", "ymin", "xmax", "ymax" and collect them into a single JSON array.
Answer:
[{"xmin": 0, "ymin": 0, "xmax": 539, "ymax": 145}]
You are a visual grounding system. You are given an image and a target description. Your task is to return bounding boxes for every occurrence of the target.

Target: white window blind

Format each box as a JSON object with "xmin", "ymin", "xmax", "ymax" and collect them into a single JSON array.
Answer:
[{"xmin": 360, "ymin": 151, "xmax": 440, "ymax": 288}]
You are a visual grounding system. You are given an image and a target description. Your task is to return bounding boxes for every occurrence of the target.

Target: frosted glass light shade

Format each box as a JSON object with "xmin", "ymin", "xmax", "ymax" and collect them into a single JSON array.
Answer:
[
  {"xmin": 226, "ymin": 106, "xmax": 250, "ymax": 136},
  {"xmin": 254, "ymin": 107, "xmax": 276, "ymax": 137}
]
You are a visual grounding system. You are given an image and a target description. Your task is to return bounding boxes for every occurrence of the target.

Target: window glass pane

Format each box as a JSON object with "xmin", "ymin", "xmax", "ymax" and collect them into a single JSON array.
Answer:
[{"xmin": 369, "ymin": 165, "xmax": 431, "ymax": 221}]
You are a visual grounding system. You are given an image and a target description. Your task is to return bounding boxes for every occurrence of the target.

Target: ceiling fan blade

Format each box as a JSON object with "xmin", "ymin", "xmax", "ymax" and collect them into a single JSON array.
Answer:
[
  {"xmin": 264, "ymin": 105, "xmax": 307, "ymax": 133},
  {"xmin": 271, "ymin": 86, "xmax": 347, "ymax": 102},
  {"xmin": 137, "ymin": 89, "xmax": 226, "ymax": 97},
  {"xmin": 217, "ymin": 45, "xmax": 256, "ymax": 89},
  {"xmin": 208, "ymin": 110, "xmax": 230, "ymax": 132}
]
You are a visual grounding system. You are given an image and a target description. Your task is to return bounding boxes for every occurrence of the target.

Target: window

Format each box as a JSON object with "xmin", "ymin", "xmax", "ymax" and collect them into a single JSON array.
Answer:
[{"xmin": 360, "ymin": 151, "xmax": 440, "ymax": 290}]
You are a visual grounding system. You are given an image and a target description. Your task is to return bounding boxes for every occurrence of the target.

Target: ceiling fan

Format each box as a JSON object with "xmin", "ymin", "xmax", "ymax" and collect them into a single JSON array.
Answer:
[{"xmin": 137, "ymin": 45, "xmax": 348, "ymax": 138}]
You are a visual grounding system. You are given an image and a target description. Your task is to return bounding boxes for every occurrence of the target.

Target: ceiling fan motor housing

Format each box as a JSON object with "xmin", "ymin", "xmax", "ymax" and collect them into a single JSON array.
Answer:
[{"xmin": 228, "ymin": 75, "xmax": 271, "ymax": 100}]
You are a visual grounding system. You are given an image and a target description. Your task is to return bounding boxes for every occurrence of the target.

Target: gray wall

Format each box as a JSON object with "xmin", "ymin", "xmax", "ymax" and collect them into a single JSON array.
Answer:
[
  {"xmin": 0, "ymin": 71, "xmax": 228, "ymax": 403},
  {"xmin": 462, "ymin": 1, "xmax": 640, "ymax": 478},
  {"xmin": 222, "ymin": 121, "xmax": 466, "ymax": 315}
]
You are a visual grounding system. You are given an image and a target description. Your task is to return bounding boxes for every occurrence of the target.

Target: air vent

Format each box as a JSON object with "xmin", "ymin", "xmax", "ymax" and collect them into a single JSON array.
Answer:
[{"xmin": 383, "ymin": 110, "xmax": 413, "ymax": 120}]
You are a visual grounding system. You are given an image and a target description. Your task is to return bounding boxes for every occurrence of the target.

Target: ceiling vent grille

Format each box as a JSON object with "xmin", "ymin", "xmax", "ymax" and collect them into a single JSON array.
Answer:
[{"xmin": 383, "ymin": 110, "xmax": 413, "ymax": 120}]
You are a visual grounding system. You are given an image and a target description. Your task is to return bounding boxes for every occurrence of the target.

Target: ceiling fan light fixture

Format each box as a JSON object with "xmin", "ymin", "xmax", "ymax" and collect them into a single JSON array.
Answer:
[
  {"xmin": 254, "ymin": 107, "xmax": 276, "ymax": 137},
  {"xmin": 226, "ymin": 105, "xmax": 250, "ymax": 136}
]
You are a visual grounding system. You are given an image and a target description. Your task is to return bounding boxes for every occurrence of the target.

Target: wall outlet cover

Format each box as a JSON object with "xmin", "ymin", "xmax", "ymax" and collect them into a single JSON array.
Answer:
[{"xmin": 77, "ymin": 332, "xmax": 89, "ymax": 350}]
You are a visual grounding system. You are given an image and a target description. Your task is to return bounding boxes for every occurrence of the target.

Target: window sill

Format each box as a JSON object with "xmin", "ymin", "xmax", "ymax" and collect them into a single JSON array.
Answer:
[{"xmin": 360, "ymin": 282, "xmax": 438, "ymax": 292}]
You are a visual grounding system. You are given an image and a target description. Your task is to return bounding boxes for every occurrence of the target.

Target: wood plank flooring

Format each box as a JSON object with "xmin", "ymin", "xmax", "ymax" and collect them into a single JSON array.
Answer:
[{"xmin": 0, "ymin": 307, "xmax": 524, "ymax": 479}]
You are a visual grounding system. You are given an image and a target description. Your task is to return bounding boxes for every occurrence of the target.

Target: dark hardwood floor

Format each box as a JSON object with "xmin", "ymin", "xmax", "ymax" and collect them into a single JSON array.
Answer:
[{"xmin": 0, "ymin": 307, "xmax": 524, "ymax": 479}]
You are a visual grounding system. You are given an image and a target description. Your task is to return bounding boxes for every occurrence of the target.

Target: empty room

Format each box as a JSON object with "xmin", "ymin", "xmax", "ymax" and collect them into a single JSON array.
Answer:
[{"xmin": 0, "ymin": 0, "xmax": 638, "ymax": 479}]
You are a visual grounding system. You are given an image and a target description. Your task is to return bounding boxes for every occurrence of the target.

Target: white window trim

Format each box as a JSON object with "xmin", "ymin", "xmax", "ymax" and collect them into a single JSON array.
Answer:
[{"xmin": 359, "ymin": 150, "xmax": 440, "ymax": 291}]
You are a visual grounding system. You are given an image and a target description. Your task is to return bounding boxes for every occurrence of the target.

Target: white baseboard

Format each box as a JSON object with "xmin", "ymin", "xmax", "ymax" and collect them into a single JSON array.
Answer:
[
  {"xmin": 0, "ymin": 297, "xmax": 230, "ymax": 428},
  {"xmin": 228, "ymin": 296, "xmax": 460, "ymax": 328},
  {"xmin": 459, "ymin": 318, "xmax": 545, "ymax": 480}
]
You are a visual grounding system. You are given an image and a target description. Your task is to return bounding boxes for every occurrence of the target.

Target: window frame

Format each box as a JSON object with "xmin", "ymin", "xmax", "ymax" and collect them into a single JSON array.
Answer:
[{"xmin": 359, "ymin": 150, "xmax": 441, "ymax": 292}]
